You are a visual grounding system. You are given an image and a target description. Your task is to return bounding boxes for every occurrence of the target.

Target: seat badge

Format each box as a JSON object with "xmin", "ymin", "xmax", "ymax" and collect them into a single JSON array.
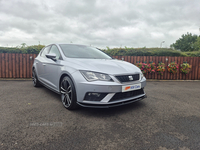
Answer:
[{"xmin": 128, "ymin": 76, "xmax": 133, "ymax": 81}]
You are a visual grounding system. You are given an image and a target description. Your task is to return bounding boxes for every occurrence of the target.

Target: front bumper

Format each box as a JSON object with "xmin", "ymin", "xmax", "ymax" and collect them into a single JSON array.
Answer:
[
  {"xmin": 71, "ymin": 71, "xmax": 147, "ymax": 108},
  {"xmin": 77, "ymin": 95, "xmax": 147, "ymax": 108}
]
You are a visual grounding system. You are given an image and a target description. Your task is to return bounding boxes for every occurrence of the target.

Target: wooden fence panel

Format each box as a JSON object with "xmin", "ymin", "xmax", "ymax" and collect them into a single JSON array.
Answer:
[
  {"xmin": 8, "ymin": 53, "xmax": 11, "ymax": 77},
  {"xmin": 143, "ymin": 56, "xmax": 147, "ymax": 63},
  {"xmin": 171, "ymin": 57, "xmax": 174, "ymax": 80},
  {"xmin": 177, "ymin": 57, "xmax": 180, "ymax": 80},
  {"xmin": 191, "ymin": 57, "xmax": 196, "ymax": 80},
  {"xmin": 16, "ymin": 54, "xmax": 20, "ymax": 78},
  {"xmin": 133, "ymin": 56, "xmax": 136, "ymax": 64},
  {"xmin": 184, "ymin": 58, "xmax": 188, "ymax": 80},
  {"xmin": 163, "ymin": 57, "xmax": 166, "ymax": 79},
  {"xmin": 190, "ymin": 57, "xmax": 193, "ymax": 80},
  {"xmin": 0, "ymin": 53, "xmax": 37, "ymax": 78},
  {"xmin": 0, "ymin": 54, "xmax": 2, "ymax": 78},
  {"xmin": 5, "ymin": 53, "xmax": 9, "ymax": 78},
  {"xmin": 180, "ymin": 57, "xmax": 183, "ymax": 80},
  {"xmin": 26, "ymin": 54, "xmax": 30, "ymax": 78},
  {"xmin": 188, "ymin": 57, "xmax": 192, "ymax": 80},
  {"xmin": 152, "ymin": 56, "xmax": 156, "ymax": 79},
  {"xmin": 198, "ymin": 57, "xmax": 200, "ymax": 80},
  {"xmin": 128, "ymin": 56, "xmax": 130, "ymax": 63},
  {"xmin": 23, "ymin": 54, "xmax": 26, "ymax": 78},
  {"xmin": 12, "ymin": 54, "xmax": 15, "ymax": 78},
  {"xmin": 130, "ymin": 56, "xmax": 133, "ymax": 64},
  {"xmin": 184, "ymin": 57, "xmax": 188, "ymax": 80},
  {"xmin": 174, "ymin": 57, "xmax": 177, "ymax": 80},
  {"xmin": 157, "ymin": 57, "xmax": 161, "ymax": 80},
  {"xmin": 155, "ymin": 56, "xmax": 158, "ymax": 79},
  {"xmin": 148, "ymin": 56, "xmax": 151, "ymax": 79},
  {"xmin": 143, "ymin": 56, "xmax": 148, "ymax": 79},
  {"xmin": 195, "ymin": 57, "xmax": 198, "ymax": 80},
  {"xmin": 2, "ymin": 54, "xmax": 5, "ymax": 78},
  {"xmin": 161, "ymin": 56, "xmax": 164, "ymax": 79},
  {"xmin": 0, "ymin": 54, "xmax": 199, "ymax": 79},
  {"xmin": 19, "ymin": 54, "xmax": 22, "ymax": 78}
]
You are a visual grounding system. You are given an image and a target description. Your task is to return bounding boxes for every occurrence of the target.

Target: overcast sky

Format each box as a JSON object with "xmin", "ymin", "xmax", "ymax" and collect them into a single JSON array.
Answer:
[{"xmin": 0, "ymin": 0, "xmax": 200, "ymax": 49}]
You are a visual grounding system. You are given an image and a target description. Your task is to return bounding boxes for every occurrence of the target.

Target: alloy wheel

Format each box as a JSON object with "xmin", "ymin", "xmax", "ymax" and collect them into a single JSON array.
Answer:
[{"xmin": 60, "ymin": 78, "xmax": 73, "ymax": 108}]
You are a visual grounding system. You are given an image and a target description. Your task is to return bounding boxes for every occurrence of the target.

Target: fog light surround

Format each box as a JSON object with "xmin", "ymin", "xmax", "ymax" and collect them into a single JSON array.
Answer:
[{"xmin": 84, "ymin": 92, "xmax": 108, "ymax": 101}]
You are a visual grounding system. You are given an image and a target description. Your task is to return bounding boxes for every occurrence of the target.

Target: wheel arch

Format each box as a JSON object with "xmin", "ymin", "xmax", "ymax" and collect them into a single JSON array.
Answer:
[{"xmin": 32, "ymin": 65, "xmax": 39, "ymax": 78}]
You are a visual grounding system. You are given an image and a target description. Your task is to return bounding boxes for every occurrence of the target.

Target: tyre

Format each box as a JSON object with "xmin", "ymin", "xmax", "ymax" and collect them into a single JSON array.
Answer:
[
  {"xmin": 60, "ymin": 76, "xmax": 79, "ymax": 110},
  {"xmin": 32, "ymin": 68, "xmax": 41, "ymax": 87}
]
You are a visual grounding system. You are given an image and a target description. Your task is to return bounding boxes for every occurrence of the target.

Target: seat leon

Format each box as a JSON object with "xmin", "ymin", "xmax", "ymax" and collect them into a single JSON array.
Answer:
[{"xmin": 32, "ymin": 44, "xmax": 147, "ymax": 110}]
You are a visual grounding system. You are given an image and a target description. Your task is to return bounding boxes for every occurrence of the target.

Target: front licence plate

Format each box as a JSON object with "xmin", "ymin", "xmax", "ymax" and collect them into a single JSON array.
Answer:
[{"xmin": 122, "ymin": 83, "xmax": 141, "ymax": 92}]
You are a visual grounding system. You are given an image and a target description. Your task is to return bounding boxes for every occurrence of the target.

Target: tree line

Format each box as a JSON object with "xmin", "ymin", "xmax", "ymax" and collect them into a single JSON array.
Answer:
[
  {"xmin": 0, "ymin": 32, "xmax": 199, "ymax": 56},
  {"xmin": 170, "ymin": 32, "xmax": 200, "ymax": 52}
]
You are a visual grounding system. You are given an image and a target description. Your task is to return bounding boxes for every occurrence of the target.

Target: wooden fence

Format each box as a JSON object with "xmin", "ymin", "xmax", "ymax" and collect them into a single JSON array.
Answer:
[
  {"xmin": 113, "ymin": 56, "xmax": 200, "ymax": 80},
  {"xmin": 0, "ymin": 53, "xmax": 200, "ymax": 80},
  {"xmin": 0, "ymin": 53, "xmax": 37, "ymax": 78}
]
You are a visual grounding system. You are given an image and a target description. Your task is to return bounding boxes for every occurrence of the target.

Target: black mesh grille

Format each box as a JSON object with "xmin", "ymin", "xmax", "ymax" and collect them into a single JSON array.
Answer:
[
  {"xmin": 110, "ymin": 89, "xmax": 144, "ymax": 102},
  {"xmin": 84, "ymin": 93, "xmax": 108, "ymax": 101},
  {"xmin": 115, "ymin": 74, "xmax": 140, "ymax": 82}
]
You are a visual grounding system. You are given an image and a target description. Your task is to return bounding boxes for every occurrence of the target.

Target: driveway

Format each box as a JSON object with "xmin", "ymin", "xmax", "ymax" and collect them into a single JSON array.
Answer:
[{"xmin": 0, "ymin": 80, "xmax": 200, "ymax": 150}]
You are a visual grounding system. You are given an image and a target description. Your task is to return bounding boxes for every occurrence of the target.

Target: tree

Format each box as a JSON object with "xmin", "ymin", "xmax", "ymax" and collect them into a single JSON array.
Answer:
[
  {"xmin": 193, "ymin": 36, "xmax": 200, "ymax": 51},
  {"xmin": 170, "ymin": 33, "xmax": 198, "ymax": 52},
  {"xmin": 20, "ymin": 43, "xmax": 27, "ymax": 48}
]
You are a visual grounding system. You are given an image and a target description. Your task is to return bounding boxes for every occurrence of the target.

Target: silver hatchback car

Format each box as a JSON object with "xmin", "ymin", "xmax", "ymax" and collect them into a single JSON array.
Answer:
[{"xmin": 32, "ymin": 44, "xmax": 147, "ymax": 110}]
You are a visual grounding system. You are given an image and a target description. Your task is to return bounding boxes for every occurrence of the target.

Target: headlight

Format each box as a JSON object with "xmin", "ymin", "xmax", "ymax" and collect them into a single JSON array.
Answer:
[
  {"xmin": 140, "ymin": 72, "xmax": 144, "ymax": 80},
  {"xmin": 80, "ymin": 71, "xmax": 113, "ymax": 82}
]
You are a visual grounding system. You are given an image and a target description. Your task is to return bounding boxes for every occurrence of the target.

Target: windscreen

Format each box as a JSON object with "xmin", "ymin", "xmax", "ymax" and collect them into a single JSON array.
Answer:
[{"xmin": 59, "ymin": 44, "xmax": 112, "ymax": 59}]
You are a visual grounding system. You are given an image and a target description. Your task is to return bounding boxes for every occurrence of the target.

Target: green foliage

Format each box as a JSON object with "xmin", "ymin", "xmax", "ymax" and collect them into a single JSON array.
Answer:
[
  {"xmin": 184, "ymin": 51, "xmax": 200, "ymax": 57},
  {"xmin": 170, "ymin": 32, "xmax": 198, "ymax": 52},
  {"xmin": 20, "ymin": 43, "xmax": 27, "ymax": 48},
  {"xmin": 23, "ymin": 45, "xmax": 45, "ymax": 54},
  {"xmin": 106, "ymin": 46, "xmax": 110, "ymax": 50},
  {"xmin": 0, "ymin": 47, "xmax": 22, "ymax": 53},
  {"xmin": 102, "ymin": 47, "xmax": 190, "ymax": 57},
  {"xmin": 149, "ymin": 63, "xmax": 156, "ymax": 73},
  {"xmin": 135, "ymin": 62, "xmax": 149, "ymax": 74},
  {"xmin": 167, "ymin": 62, "xmax": 179, "ymax": 74},
  {"xmin": 180, "ymin": 62, "xmax": 192, "ymax": 74},
  {"xmin": 0, "ymin": 44, "xmax": 45, "ymax": 54},
  {"xmin": 156, "ymin": 62, "xmax": 165, "ymax": 75},
  {"xmin": 135, "ymin": 62, "xmax": 156, "ymax": 74},
  {"xmin": 0, "ymin": 43, "xmax": 199, "ymax": 57},
  {"xmin": 193, "ymin": 37, "xmax": 200, "ymax": 51}
]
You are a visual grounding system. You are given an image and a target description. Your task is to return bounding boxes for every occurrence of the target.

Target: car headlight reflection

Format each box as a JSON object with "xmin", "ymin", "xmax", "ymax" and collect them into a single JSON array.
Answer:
[{"xmin": 80, "ymin": 71, "xmax": 113, "ymax": 82}]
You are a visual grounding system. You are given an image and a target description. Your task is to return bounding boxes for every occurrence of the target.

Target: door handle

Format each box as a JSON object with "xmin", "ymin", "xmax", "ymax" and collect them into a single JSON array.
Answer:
[{"xmin": 43, "ymin": 64, "xmax": 46, "ymax": 66}]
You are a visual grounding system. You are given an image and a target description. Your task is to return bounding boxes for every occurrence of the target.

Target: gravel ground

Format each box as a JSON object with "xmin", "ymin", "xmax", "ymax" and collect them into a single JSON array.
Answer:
[{"xmin": 0, "ymin": 80, "xmax": 200, "ymax": 150}]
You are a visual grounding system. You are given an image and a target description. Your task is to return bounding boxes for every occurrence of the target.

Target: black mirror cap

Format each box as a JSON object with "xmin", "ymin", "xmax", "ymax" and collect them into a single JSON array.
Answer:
[{"xmin": 46, "ymin": 53, "xmax": 57, "ymax": 61}]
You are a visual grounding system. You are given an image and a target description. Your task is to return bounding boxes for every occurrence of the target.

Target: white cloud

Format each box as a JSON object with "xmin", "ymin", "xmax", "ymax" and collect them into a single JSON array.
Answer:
[{"xmin": 0, "ymin": 0, "xmax": 200, "ymax": 48}]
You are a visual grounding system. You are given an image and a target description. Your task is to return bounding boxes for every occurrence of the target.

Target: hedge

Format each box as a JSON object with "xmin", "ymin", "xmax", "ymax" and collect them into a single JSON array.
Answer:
[
  {"xmin": 0, "ymin": 45, "xmax": 45, "ymax": 54},
  {"xmin": 102, "ymin": 47, "xmax": 199, "ymax": 57},
  {"xmin": 184, "ymin": 51, "xmax": 200, "ymax": 57},
  {"xmin": 0, "ymin": 45, "xmax": 200, "ymax": 57}
]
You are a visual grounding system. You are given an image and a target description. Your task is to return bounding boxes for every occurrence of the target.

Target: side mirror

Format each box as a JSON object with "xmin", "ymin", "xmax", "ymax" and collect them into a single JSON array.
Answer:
[{"xmin": 46, "ymin": 53, "xmax": 57, "ymax": 61}]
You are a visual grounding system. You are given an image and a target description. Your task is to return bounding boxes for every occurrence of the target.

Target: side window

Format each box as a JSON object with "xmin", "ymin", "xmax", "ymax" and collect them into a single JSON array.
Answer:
[
  {"xmin": 49, "ymin": 45, "xmax": 61, "ymax": 60},
  {"xmin": 41, "ymin": 46, "xmax": 51, "ymax": 57}
]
